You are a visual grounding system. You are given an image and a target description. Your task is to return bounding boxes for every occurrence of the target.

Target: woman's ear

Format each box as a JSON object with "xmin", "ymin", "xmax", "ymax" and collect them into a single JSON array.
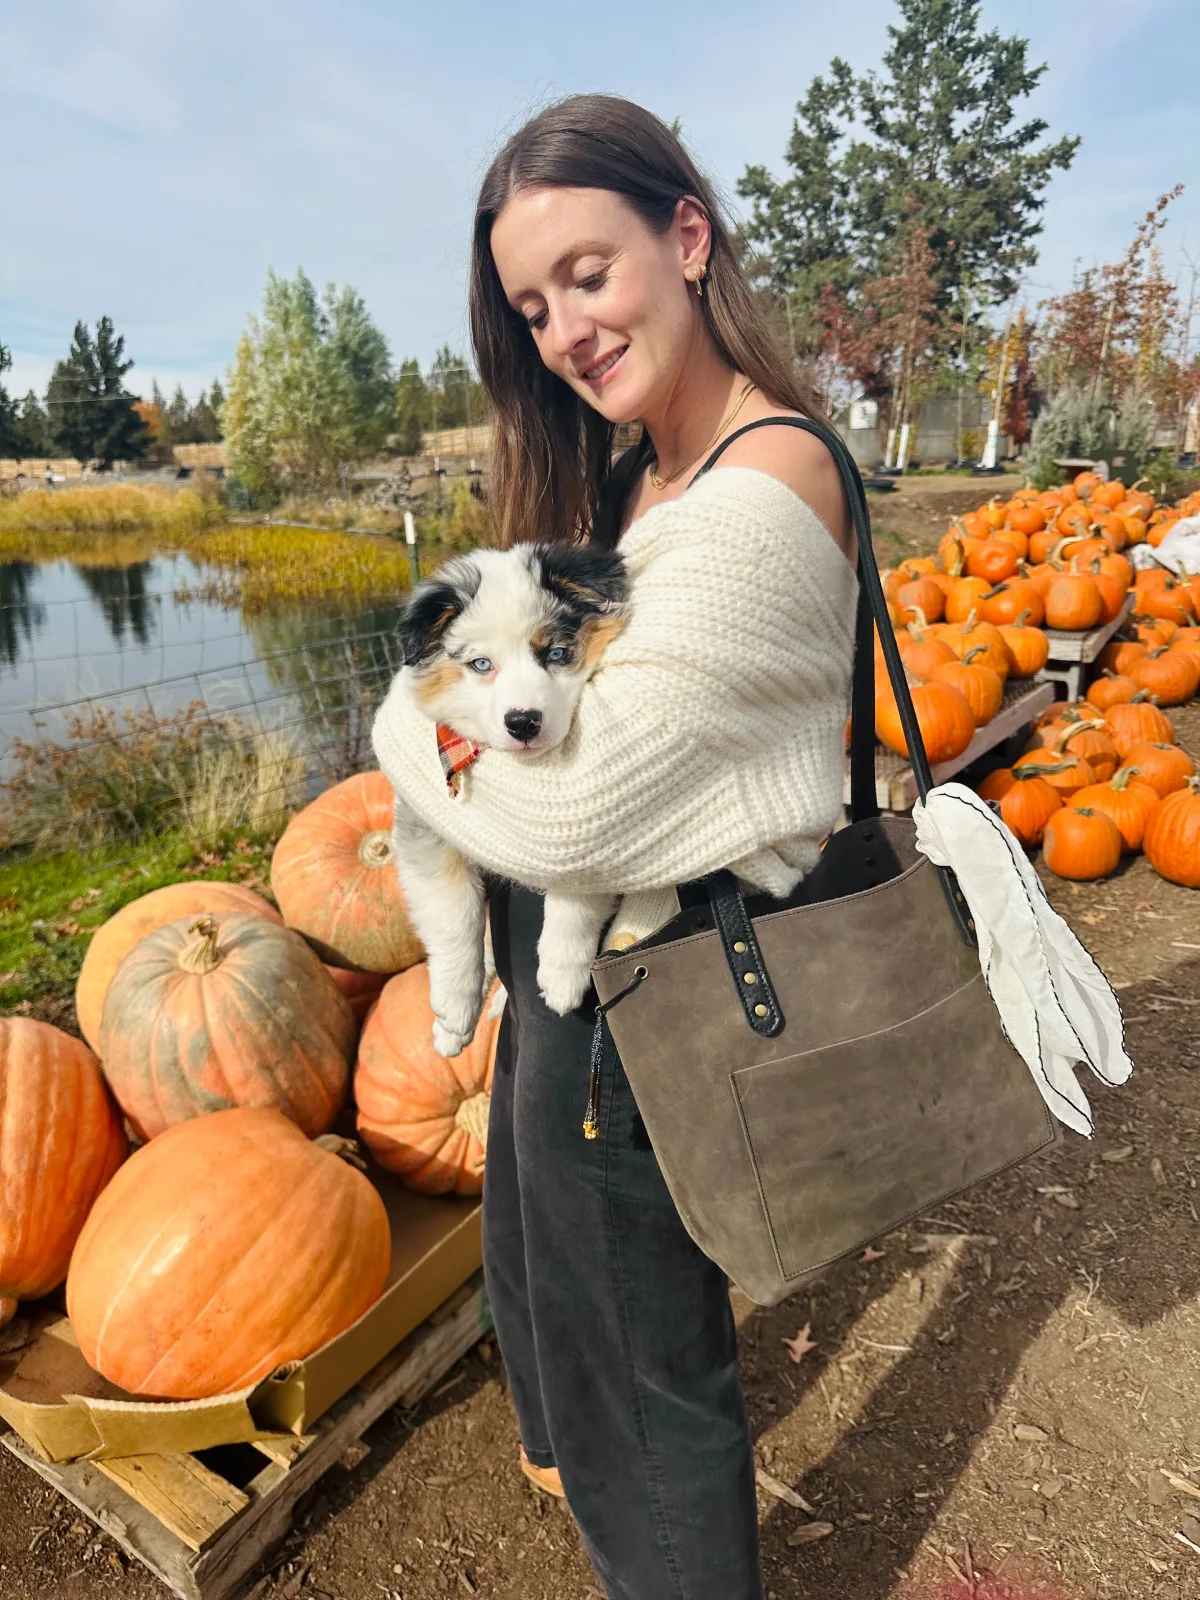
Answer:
[
  {"xmin": 675, "ymin": 194, "xmax": 712, "ymax": 281},
  {"xmin": 536, "ymin": 545, "xmax": 629, "ymax": 612}
]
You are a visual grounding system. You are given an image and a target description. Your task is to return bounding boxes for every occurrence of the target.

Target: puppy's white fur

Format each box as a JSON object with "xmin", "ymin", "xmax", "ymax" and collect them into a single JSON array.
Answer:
[{"xmin": 390, "ymin": 546, "xmax": 626, "ymax": 1056}]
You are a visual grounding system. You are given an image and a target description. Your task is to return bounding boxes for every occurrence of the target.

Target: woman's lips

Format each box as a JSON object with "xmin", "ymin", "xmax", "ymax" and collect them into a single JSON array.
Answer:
[{"xmin": 581, "ymin": 345, "xmax": 628, "ymax": 387}]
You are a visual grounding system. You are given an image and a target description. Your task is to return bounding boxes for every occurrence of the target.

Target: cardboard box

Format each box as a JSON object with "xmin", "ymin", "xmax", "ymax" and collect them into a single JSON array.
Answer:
[{"xmin": 0, "ymin": 1162, "xmax": 482, "ymax": 1464}]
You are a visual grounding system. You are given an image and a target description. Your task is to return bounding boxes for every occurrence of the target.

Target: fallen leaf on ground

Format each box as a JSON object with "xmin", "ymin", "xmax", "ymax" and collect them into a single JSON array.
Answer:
[
  {"xmin": 782, "ymin": 1323, "xmax": 817, "ymax": 1363},
  {"xmin": 1101, "ymin": 1145, "xmax": 1134, "ymax": 1162},
  {"xmin": 786, "ymin": 1521, "xmax": 835, "ymax": 1546},
  {"xmin": 755, "ymin": 1468, "xmax": 816, "ymax": 1513},
  {"xmin": 1013, "ymin": 1423, "xmax": 1050, "ymax": 1443}
]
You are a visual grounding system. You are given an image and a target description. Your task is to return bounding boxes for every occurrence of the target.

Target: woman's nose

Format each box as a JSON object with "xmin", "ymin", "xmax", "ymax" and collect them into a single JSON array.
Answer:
[{"xmin": 544, "ymin": 300, "xmax": 593, "ymax": 362}]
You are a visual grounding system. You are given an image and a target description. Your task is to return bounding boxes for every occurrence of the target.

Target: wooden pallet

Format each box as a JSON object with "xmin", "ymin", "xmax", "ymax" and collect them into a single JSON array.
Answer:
[
  {"xmin": 1, "ymin": 1274, "xmax": 490, "ymax": 1600},
  {"xmin": 843, "ymin": 679, "xmax": 1055, "ymax": 813}
]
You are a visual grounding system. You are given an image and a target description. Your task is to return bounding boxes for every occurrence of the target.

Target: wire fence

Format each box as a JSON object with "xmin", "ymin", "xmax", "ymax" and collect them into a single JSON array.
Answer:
[{"xmin": 0, "ymin": 567, "xmax": 400, "ymax": 857}]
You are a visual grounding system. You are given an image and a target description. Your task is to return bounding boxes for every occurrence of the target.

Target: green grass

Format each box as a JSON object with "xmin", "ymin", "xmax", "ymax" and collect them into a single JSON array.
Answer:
[{"xmin": 0, "ymin": 829, "xmax": 280, "ymax": 1028}]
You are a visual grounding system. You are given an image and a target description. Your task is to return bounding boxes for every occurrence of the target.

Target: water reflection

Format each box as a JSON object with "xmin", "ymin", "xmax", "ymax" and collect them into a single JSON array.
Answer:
[
  {"xmin": 0, "ymin": 562, "xmax": 47, "ymax": 668},
  {"xmin": 246, "ymin": 603, "xmax": 405, "ymax": 783},
  {"xmin": 72, "ymin": 562, "xmax": 155, "ymax": 647}
]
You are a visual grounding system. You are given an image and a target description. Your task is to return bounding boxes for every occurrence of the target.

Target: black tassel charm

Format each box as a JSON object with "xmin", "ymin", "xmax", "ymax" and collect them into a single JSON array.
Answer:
[{"xmin": 582, "ymin": 966, "xmax": 648, "ymax": 1140}]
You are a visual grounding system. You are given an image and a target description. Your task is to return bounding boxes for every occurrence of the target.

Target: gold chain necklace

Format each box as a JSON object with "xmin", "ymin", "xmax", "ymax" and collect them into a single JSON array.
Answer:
[{"xmin": 648, "ymin": 380, "xmax": 757, "ymax": 491}]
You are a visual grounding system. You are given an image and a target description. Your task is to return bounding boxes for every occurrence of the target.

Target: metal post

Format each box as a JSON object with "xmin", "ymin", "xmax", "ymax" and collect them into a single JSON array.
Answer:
[{"xmin": 404, "ymin": 509, "xmax": 420, "ymax": 587}]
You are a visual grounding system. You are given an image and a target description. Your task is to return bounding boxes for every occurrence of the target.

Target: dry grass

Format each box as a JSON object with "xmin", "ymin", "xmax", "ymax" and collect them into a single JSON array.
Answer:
[
  {"xmin": 0, "ymin": 702, "xmax": 307, "ymax": 851},
  {"xmin": 0, "ymin": 484, "xmax": 224, "ymax": 548}
]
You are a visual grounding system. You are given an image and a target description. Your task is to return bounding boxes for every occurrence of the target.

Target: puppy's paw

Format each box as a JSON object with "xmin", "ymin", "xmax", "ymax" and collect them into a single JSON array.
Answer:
[
  {"xmin": 537, "ymin": 958, "xmax": 591, "ymax": 1018},
  {"xmin": 433, "ymin": 1018, "xmax": 476, "ymax": 1059}
]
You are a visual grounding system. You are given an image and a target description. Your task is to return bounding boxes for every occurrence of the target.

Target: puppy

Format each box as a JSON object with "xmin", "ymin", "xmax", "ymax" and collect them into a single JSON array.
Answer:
[{"xmin": 391, "ymin": 543, "xmax": 629, "ymax": 1057}]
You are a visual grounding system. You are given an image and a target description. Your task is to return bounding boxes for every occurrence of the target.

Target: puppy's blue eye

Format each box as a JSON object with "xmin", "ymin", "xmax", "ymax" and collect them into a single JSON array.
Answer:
[
  {"xmin": 545, "ymin": 646, "xmax": 570, "ymax": 665},
  {"xmin": 469, "ymin": 657, "xmax": 493, "ymax": 674}
]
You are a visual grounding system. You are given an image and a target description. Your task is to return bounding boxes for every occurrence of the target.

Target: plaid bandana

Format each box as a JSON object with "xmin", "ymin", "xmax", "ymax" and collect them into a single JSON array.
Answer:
[{"xmin": 437, "ymin": 723, "xmax": 481, "ymax": 797}]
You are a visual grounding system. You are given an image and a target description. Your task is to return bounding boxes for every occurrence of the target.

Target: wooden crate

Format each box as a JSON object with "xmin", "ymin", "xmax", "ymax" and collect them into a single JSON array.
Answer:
[
  {"xmin": 843, "ymin": 679, "xmax": 1055, "ymax": 813},
  {"xmin": 1, "ymin": 1274, "xmax": 490, "ymax": 1600}
]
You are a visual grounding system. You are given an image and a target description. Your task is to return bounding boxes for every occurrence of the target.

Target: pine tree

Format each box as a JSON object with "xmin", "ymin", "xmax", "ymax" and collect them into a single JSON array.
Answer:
[
  {"xmin": 740, "ymin": 0, "xmax": 1079, "ymax": 311},
  {"xmin": 165, "ymin": 383, "xmax": 191, "ymax": 442},
  {"xmin": 17, "ymin": 391, "xmax": 49, "ymax": 455},
  {"xmin": 394, "ymin": 358, "xmax": 429, "ymax": 455},
  {"xmin": 0, "ymin": 343, "xmax": 22, "ymax": 457},
  {"xmin": 45, "ymin": 317, "xmax": 148, "ymax": 464}
]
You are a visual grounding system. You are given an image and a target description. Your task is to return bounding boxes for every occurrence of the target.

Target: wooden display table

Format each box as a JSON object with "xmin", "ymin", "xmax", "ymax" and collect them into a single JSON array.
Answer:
[
  {"xmin": 843, "ymin": 679, "xmax": 1055, "ymax": 814},
  {"xmin": 1036, "ymin": 594, "xmax": 1134, "ymax": 701}
]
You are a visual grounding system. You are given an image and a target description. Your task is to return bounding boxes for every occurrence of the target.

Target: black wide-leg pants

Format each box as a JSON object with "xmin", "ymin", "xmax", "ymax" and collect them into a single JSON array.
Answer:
[{"xmin": 484, "ymin": 882, "xmax": 764, "ymax": 1600}]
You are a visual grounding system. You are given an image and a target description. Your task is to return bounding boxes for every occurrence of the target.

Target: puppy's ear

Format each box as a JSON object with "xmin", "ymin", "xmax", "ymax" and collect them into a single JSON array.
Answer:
[
  {"xmin": 398, "ymin": 579, "xmax": 464, "ymax": 666},
  {"xmin": 535, "ymin": 544, "xmax": 629, "ymax": 612}
]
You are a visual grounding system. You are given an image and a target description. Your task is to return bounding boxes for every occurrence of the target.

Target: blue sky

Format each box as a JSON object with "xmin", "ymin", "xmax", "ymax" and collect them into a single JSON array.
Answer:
[{"xmin": 2, "ymin": 0, "xmax": 1198, "ymax": 403}]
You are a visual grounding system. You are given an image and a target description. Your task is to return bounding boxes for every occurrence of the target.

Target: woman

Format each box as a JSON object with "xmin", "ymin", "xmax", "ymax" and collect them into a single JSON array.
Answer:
[{"xmin": 373, "ymin": 94, "xmax": 857, "ymax": 1599}]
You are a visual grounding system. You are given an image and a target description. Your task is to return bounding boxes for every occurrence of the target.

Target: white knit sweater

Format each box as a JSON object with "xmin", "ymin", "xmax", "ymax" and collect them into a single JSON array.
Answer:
[{"xmin": 372, "ymin": 466, "xmax": 857, "ymax": 945}]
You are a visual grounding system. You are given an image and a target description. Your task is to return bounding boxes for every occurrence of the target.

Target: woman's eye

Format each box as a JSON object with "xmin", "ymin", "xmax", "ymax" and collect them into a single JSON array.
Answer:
[
  {"xmin": 580, "ymin": 272, "xmax": 607, "ymax": 292},
  {"xmin": 525, "ymin": 310, "xmax": 547, "ymax": 333},
  {"xmin": 469, "ymin": 657, "xmax": 493, "ymax": 674},
  {"xmin": 545, "ymin": 645, "xmax": 570, "ymax": 665}
]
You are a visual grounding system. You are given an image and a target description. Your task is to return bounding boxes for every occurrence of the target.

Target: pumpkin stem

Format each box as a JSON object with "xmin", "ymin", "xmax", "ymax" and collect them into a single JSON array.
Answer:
[
  {"xmin": 454, "ymin": 1091, "xmax": 491, "ymax": 1149},
  {"xmin": 981, "ymin": 584, "xmax": 1008, "ymax": 600},
  {"xmin": 314, "ymin": 1134, "xmax": 369, "ymax": 1171},
  {"xmin": 962, "ymin": 645, "xmax": 989, "ymax": 666},
  {"xmin": 0, "ymin": 1296, "xmax": 17, "ymax": 1330},
  {"xmin": 1056, "ymin": 718, "xmax": 1109, "ymax": 754},
  {"xmin": 908, "ymin": 605, "xmax": 930, "ymax": 637},
  {"xmin": 1111, "ymin": 766, "xmax": 1140, "ymax": 790},
  {"xmin": 178, "ymin": 916, "xmax": 224, "ymax": 976},
  {"xmin": 1013, "ymin": 761, "xmax": 1063, "ymax": 780},
  {"xmin": 1013, "ymin": 609, "xmax": 1033, "ymax": 628},
  {"xmin": 358, "ymin": 830, "xmax": 395, "ymax": 871}
]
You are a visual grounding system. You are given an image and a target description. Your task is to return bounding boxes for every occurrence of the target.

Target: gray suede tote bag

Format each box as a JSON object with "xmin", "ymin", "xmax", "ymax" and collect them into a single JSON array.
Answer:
[{"xmin": 590, "ymin": 418, "xmax": 1056, "ymax": 1307}]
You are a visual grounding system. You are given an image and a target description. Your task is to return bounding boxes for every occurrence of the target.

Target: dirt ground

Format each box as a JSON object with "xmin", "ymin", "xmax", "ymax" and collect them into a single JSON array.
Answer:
[{"xmin": 2, "ymin": 486, "xmax": 1199, "ymax": 1600}]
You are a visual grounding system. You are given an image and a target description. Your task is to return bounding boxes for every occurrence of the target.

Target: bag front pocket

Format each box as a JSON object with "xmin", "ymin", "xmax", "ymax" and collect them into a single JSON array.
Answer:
[{"xmin": 729, "ymin": 973, "xmax": 1055, "ymax": 1283}]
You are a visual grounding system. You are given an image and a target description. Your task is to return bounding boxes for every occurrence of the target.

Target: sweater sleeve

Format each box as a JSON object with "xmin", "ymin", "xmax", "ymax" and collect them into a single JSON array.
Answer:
[{"xmin": 372, "ymin": 468, "xmax": 856, "ymax": 895}]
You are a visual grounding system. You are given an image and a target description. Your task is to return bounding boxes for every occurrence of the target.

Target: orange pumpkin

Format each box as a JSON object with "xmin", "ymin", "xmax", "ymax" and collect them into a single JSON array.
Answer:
[
  {"xmin": 1042, "ymin": 807, "xmax": 1122, "ymax": 881},
  {"xmin": 1057, "ymin": 718, "xmax": 1119, "ymax": 783},
  {"xmin": 1130, "ymin": 614, "xmax": 1178, "ymax": 649},
  {"xmin": 67, "ymin": 1108, "xmax": 391, "ymax": 1399},
  {"xmin": 1119, "ymin": 742, "xmax": 1196, "ymax": 798},
  {"xmin": 1067, "ymin": 767, "xmax": 1160, "ymax": 852},
  {"xmin": 1013, "ymin": 741, "xmax": 1095, "ymax": 798},
  {"xmin": 355, "ymin": 964, "xmax": 501, "ymax": 1195},
  {"xmin": 75, "ymin": 881, "xmax": 284, "ymax": 1055},
  {"xmin": 326, "ymin": 966, "xmax": 389, "ymax": 1027},
  {"xmin": 996, "ymin": 768, "xmax": 1063, "ymax": 847},
  {"xmin": 898, "ymin": 616, "xmax": 956, "ymax": 682},
  {"xmin": 944, "ymin": 576, "xmax": 993, "ymax": 625},
  {"xmin": 1087, "ymin": 567, "xmax": 1129, "ymax": 625},
  {"xmin": 0, "ymin": 1020, "xmax": 126, "ymax": 1328},
  {"xmin": 1044, "ymin": 573, "xmax": 1103, "ymax": 632},
  {"xmin": 1099, "ymin": 639, "xmax": 1148, "ymax": 676},
  {"xmin": 99, "ymin": 914, "xmax": 356, "ymax": 1141},
  {"xmin": 1130, "ymin": 646, "xmax": 1199, "ymax": 707},
  {"xmin": 1084, "ymin": 672, "xmax": 1140, "ymax": 714},
  {"xmin": 1139, "ymin": 582, "xmax": 1196, "ymax": 626},
  {"xmin": 271, "ymin": 772, "xmax": 424, "ymax": 974},
  {"xmin": 1104, "ymin": 696, "xmax": 1175, "ymax": 757},
  {"xmin": 944, "ymin": 612, "xmax": 1011, "ymax": 678},
  {"xmin": 977, "ymin": 766, "xmax": 1016, "ymax": 803},
  {"xmin": 980, "ymin": 579, "xmax": 1044, "ymax": 628},
  {"xmin": 1143, "ymin": 779, "xmax": 1200, "ymax": 888},
  {"xmin": 1007, "ymin": 505, "xmax": 1045, "ymax": 536},
  {"xmin": 931, "ymin": 646, "xmax": 1003, "ymax": 724},
  {"xmin": 875, "ymin": 679, "xmax": 976, "ymax": 765},
  {"xmin": 998, "ymin": 613, "xmax": 1050, "ymax": 678},
  {"xmin": 895, "ymin": 574, "xmax": 946, "ymax": 625},
  {"xmin": 966, "ymin": 540, "xmax": 1020, "ymax": 585}
]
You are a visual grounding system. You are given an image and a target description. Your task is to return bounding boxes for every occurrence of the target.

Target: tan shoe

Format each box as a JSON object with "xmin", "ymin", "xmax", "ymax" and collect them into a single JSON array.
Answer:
[{"xmin": 519, "ymin": 1446, "xmax": 566, "ymax": 1499}]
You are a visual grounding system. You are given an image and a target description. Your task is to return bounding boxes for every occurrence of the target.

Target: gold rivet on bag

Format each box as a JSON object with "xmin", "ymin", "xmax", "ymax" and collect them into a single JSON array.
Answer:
[
  {"xmin": 733, "ymin": 940, "xmax": 747, "ymax": 953},
  {"xmin": 754, "ymin": 1004, "xmax": 768, "ymax": 1018},
  {"xmin": 744, "ymin": 972, "xmax": 758, "ymax": 984}
]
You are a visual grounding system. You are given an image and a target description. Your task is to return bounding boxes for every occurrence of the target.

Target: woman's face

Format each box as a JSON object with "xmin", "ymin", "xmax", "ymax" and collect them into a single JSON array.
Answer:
[{"xmin": 490, "ymin": 185, "xmax": 709, "ymax": 424}]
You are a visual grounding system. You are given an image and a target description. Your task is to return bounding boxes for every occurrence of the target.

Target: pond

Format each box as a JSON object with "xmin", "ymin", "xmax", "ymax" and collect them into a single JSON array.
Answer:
[{"xmin": 0, "ymin": 553, "xmax": 406, "ymax": 785}]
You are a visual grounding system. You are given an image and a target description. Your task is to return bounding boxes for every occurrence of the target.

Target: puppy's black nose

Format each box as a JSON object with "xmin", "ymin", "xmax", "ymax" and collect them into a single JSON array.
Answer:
[{"xmin": 504, "ymin": 708, "xmax": 543, "ymax": 743}]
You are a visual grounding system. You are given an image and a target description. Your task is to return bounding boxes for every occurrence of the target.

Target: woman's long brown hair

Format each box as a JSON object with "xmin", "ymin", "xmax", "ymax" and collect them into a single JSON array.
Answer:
[{"xmin": 470, "ymin": 94, "xmax": 826, "ymax": 550}]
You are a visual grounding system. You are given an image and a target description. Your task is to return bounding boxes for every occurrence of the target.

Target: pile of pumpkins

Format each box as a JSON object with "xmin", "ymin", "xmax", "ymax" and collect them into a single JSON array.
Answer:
[
  {"xmin": 0, "ymin": 772, "xmax": 499, "ymax": 1401},
  {"xmin": 874, "ymin": 471, "xmax": 1200, "ymax": 790}
]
